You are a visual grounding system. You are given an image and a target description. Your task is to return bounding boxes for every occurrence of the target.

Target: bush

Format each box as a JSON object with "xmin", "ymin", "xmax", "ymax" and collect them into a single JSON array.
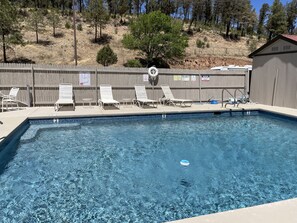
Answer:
[
  {"xmin": 196, "ymin": 39, "xmax": 205, "ymax": 48},
  {"xmin": 124, "ymin": 59, "xmax": 143, "ymax": 67},
  {"xmin": 206, "ymin": 43, "xmax": 210, "ymax": 48},
  {"xmin": 203, "ymin": 36, "xmax": 208, "ymax": 42},
  {"xmin": 77, "ymin": 23, "xmax": 82, "ymax": 31},
  {"xmin": 65, "ymin": 21, "xmax": 71, "ymax": 29},
  {"xmin": 248, "ymin": 39, "xmax": 258, "ymax": 53},
  {"xmin": 96, "ymin": 45, "xmax": 118, "ymax": 66}
]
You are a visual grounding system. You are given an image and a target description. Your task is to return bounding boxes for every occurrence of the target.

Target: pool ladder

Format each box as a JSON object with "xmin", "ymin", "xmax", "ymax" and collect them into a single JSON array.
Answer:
[{"xmin": 221, "ymin": 89, "xmax": 235, "ymax": 107}]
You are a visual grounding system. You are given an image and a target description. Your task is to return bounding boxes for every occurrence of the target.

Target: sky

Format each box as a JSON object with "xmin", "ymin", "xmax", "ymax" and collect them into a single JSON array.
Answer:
[{"xmin": 251, "ymin": 0, "xmax": 290, "ymax": 13}]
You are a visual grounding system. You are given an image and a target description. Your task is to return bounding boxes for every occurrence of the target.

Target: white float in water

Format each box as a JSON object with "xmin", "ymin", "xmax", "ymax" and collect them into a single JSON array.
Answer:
[{"xmin": 180, "ymin": 160, "xmax": 190, "ymax": 166}]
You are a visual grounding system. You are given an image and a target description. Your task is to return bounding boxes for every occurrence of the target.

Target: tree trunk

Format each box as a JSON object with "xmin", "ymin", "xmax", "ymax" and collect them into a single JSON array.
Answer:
[
  {"xmin": 95, "ymin": 23, "xmax": 98, "ymax": 42},
  {"xmin": 269, "ymin": 31, "xmax": 273, "ymax": 41},
  {"xmin": 188, "ymin": 18, "xmax": 195, "ymax": 31},
  {"xmin": 226, "ymin": 21, "xmax": 231, "ymax": 38},
  {"xmin": 79, "ymin": 0, "xmax": 82, "ymax": 13},
  {"xmin": 2, "ymin": 32, "xmax": 7, "ymax": 63},
  {"xmin": 53, "ymin": 26, "xmax": 56, "ymax": 37},
  {"xmin": 35, "ymin": 24, "xmax": 39, "ymax": 43},
  {"xmin": 99, "ymin": 24, "xmax": 102, "ymax": 38}
]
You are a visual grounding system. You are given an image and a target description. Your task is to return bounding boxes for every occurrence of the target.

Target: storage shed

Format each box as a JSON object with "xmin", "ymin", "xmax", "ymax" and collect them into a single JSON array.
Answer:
[{"xmin": 249, "ymin": 35, "xmax": 297, "ymax": 109}]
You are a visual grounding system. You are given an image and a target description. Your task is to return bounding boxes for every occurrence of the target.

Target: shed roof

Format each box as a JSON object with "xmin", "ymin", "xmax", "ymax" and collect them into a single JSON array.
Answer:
[{"xmin": 248, "ymin": 34, "xmax": 297, "ymax": 58}]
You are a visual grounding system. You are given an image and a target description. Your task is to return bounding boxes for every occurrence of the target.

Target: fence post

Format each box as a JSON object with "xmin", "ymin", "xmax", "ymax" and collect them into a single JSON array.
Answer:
[
  {"xmin": 31, "ymin": 65, "xmax": 36, "ymax": 107},
  {"xmin": 95, "ymin": 68, "xmax": 98, "ymax": 105},
  {"xmin": 244, "ymin": 70, "xmax": 248, "ymax": 96},
  {"xmin": 199, "ymin": 73, "xmax": 201, "ymax": 103}
]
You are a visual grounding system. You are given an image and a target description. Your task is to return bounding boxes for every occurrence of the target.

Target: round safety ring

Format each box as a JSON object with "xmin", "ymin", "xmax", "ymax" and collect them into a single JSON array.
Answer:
[{"xmin": 148, "ymin": 66, "xmax": 158, "ymax": 78}]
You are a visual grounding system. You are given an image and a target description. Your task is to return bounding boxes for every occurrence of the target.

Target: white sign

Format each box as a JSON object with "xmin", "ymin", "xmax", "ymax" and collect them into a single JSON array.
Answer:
[
  {"xmin": 191, "ymin": 75, "xmax": 196, "ymax": 81},
  {"xmin": 79, "ymin": 73, "xmax": 91, "ymax": 86},
  {"xmin": 182, "ymin": 75, "xmax": 190, "ymax": 81},
  {"xmin": 201, "ymin": 75, "xmax": 210, "ymax": 81},
  {"xmin": 143, "ymin": 74, "xmax": 149, "ymax": 82}
]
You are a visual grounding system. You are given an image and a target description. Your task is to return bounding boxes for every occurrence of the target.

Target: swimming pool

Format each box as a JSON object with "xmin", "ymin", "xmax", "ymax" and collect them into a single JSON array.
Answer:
[{"xmin": 1, "ymin": 111, "xmax": 297, "ymax": 222}]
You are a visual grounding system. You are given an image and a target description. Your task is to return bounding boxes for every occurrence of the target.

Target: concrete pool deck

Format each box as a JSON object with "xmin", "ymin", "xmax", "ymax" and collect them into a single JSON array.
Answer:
[{"xmin": 1, "ymin": 102, "xmax": 297, "ymax": 223}]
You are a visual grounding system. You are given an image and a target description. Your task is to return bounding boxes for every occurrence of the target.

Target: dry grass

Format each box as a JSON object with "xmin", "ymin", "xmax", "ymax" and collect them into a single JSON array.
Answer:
[{"xmin": 1, "ymin": 16, "xmax": 264, "ymax": 69}]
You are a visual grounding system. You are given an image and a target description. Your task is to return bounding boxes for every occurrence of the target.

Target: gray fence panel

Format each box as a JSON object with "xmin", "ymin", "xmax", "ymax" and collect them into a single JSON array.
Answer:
[{"xmin": 0, "ymin": 63, "xmax": 247, "ymax": 106}]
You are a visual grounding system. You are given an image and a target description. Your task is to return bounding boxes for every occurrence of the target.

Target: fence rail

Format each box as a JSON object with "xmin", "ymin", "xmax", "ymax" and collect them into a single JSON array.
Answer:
[{"xmin": 0, "ymin": 63, "xmax": 248, "ymax": 107}]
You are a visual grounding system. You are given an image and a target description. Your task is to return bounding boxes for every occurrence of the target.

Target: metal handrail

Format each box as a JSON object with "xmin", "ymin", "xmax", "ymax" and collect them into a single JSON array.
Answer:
[
  {"xmin": 221, "ymin": 89, "xmax": 235, "ymax": 107},
  {"xmin": 234, "ymin": 89, "xmax": 245, "ymax": 99}
]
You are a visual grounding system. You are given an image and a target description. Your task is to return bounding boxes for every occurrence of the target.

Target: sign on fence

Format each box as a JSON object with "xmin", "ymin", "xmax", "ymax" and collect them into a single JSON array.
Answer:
[
  {"xmin": 201, "ymin": 75, "xmax": 210, "ymax": 81},
  {"xmin": 79, "ymin": 73, "xmax": 91, "ymax": 86}
]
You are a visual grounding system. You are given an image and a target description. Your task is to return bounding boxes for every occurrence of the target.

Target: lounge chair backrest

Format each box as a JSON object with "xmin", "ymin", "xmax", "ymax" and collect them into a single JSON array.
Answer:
[
  {"xmin": 161, "ymin": 85, "xmax": 174, "ymax": 99},
  {"xmin": 59, "ymin": 84, "xmax": 73, "ymax": 100},
  {"xmin": 9, "ymin": 87, "xmax": 19, "ymax": 99},
  {"xmin": 135, "ymin": 85, "xmax": 148, "ymax": 100},
  {"xmin": 100, "ymin": 85, "xmax": 114, "ymax": 100}
]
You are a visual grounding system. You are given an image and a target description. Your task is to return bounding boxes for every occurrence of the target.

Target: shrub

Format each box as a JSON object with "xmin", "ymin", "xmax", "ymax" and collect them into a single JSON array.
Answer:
[
  {"xmin": 196, "ymin": 39, "xmax": 205, "ymax": 48},
  {"xmin": 65, "ymin": 21, "xmax": 71, "ymax": 29},
  {"xmin": 203, "ymin": 36, "xmax": 208, "ymax": 42},
  {"xmin": 96, "ymin": 45, "xmax": 118, "ymax": 66},
  {"xmin": 77, "ymin": 23, "xmax": 82, "ymax": 31},
  {"xmin": 124, "ymin": 59, "xmax": 143, "ymax": 67},
  {"xmin": 206, "ymin": 43, "xmax": 210, "ymax": 48},
  {"xmin": 248, "ymin": 39, "xmax": 258, "ymax": 53}
]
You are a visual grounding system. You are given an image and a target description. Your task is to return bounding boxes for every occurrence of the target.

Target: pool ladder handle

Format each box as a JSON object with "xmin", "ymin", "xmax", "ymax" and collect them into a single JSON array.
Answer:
[{"xmin": 221, "ymin": 89, "xmax": 237, "ymax": 108}]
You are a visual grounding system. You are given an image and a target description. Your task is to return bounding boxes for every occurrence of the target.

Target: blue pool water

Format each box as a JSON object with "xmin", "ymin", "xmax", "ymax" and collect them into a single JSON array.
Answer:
[{"xmin": 1, "ymin": 112, "xmax": 297, "ymax": 222}]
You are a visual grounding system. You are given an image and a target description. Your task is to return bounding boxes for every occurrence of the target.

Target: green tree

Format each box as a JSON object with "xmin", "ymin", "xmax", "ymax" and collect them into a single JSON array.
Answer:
[
  {"xmin": 27, "ymin": 8, "xmax": 45, "ymax": 43},
  {"xmin": 85, "ymin": 0, "xmax": 109, "ymax": 42},
  {"xmin": 267, "ymin": 0, "xmax": 288, "ymax": 40},
  {"xmin": 118, "ymin": 0, "xmax": 130, "ymax": 22},
  {"xmin": 122, "ymin": 11, "xmax": 188, "ymax": 65},
  {"xmin": 47, "ymin": 7, "xmax": 61, "ymax": 37},
  {"xmin": 0, "ymin": 0, "xmax": 23, "ymax": 62},
  {"xmin": 257, "ymin": 3, "xmax": 270, "ymax": 37},
  {"xmin": 286, "ymin": 0, "xmax": 297, "ymax": 34},
  {"xmin": 96, "ymin": 45, "xmax": 118, "ymax": 66}
]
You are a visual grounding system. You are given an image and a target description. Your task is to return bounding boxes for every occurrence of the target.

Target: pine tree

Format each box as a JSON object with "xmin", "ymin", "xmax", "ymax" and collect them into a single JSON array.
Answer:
[
  {"xmin": 85, "ymin": 0, "xmax": 109, "ymax": 42},
  {"xmin": 257, "ymin": 3, "xmax": 270, "ymax": 37},
  {"xmin": 286, "ymin": 0, "xmax": 297, "ymax": 34},
  {"xmin": 47, "ymin": 7, "xmax": 61, "ymax": 37},
  {"xmin": 0, "ymin": 0, "xmax": 23, "ymax": 62},
  {"xmin": 96, "ymin": 45, "xmax": 118, "ymax": 66},
  {"xmin": 267, "ymin": 0, "xmax": 288, "ymax": 40},
  {"xmin": 27, "ymin": 8, "xmax": 45, "ymax": 43}
]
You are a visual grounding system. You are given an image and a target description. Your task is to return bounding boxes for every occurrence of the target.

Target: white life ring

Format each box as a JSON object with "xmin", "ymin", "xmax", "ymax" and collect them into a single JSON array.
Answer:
[{"xmin": 148, "ymin": 67, "xmax": 158, "ymax": 78}]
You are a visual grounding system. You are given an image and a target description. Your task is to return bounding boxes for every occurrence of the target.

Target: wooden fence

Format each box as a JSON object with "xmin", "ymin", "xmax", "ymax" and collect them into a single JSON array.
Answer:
[{"xmin": 0, "ymin": 63, "xmax": 248, "ymax": 107}]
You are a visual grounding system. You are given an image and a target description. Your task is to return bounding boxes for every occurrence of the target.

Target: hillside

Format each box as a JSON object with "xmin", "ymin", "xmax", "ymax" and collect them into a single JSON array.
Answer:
[{"xmin": 1, "ymin": 16, "xmax": 263, "ymax": 69}]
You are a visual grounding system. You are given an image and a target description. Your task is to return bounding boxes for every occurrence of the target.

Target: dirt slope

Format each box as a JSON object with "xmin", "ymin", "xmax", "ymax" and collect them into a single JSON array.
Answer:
[{"xmin": 1, "ymin": 16, "xmax": 261, "ymax": 69}]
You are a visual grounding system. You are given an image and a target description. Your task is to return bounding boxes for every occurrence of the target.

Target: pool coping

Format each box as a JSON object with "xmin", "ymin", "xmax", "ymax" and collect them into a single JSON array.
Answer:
[{"xmin": 1, "ymin": 103, "xmax": 297, "ymax": 223}]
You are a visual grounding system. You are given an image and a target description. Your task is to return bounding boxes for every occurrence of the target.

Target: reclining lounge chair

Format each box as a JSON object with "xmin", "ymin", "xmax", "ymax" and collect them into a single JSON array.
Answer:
[
  {"xmin": 1, "ymin": 87, "xmax": 20, "ymax": 112},
  {"xmin": 54, "ymin": 83, "xmax": 75, "ymax": 111},
  {"xmin": 160, "ymin": 85, "xmax": 192, "ymax": 107},
  {"xmin": 98, "ymin": 84, "xmax": 120, "ymax": 109},
  {"xmin": 134, "ymin": 85, "xmax": 157, "ymax": 108}
]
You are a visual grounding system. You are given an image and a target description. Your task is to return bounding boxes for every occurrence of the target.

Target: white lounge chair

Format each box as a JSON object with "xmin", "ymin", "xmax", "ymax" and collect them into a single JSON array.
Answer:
[
  {"xmin": 98, "ymin": 85, "xmax": 120, "ymax": 109},
  {"xmin": 54, "ymin": 84, "xmax": 75, "ymax": 111},
  {"xmin": 160, "ymin": 85, "xmax": 192, "ymax": 107},
  {"xmin": 134, "ymin": 85, "xmax": 157, "ymax": 108},
  {"xmin": 1, "ymin": 87, "xmax": 20, "ymax": 112}
]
